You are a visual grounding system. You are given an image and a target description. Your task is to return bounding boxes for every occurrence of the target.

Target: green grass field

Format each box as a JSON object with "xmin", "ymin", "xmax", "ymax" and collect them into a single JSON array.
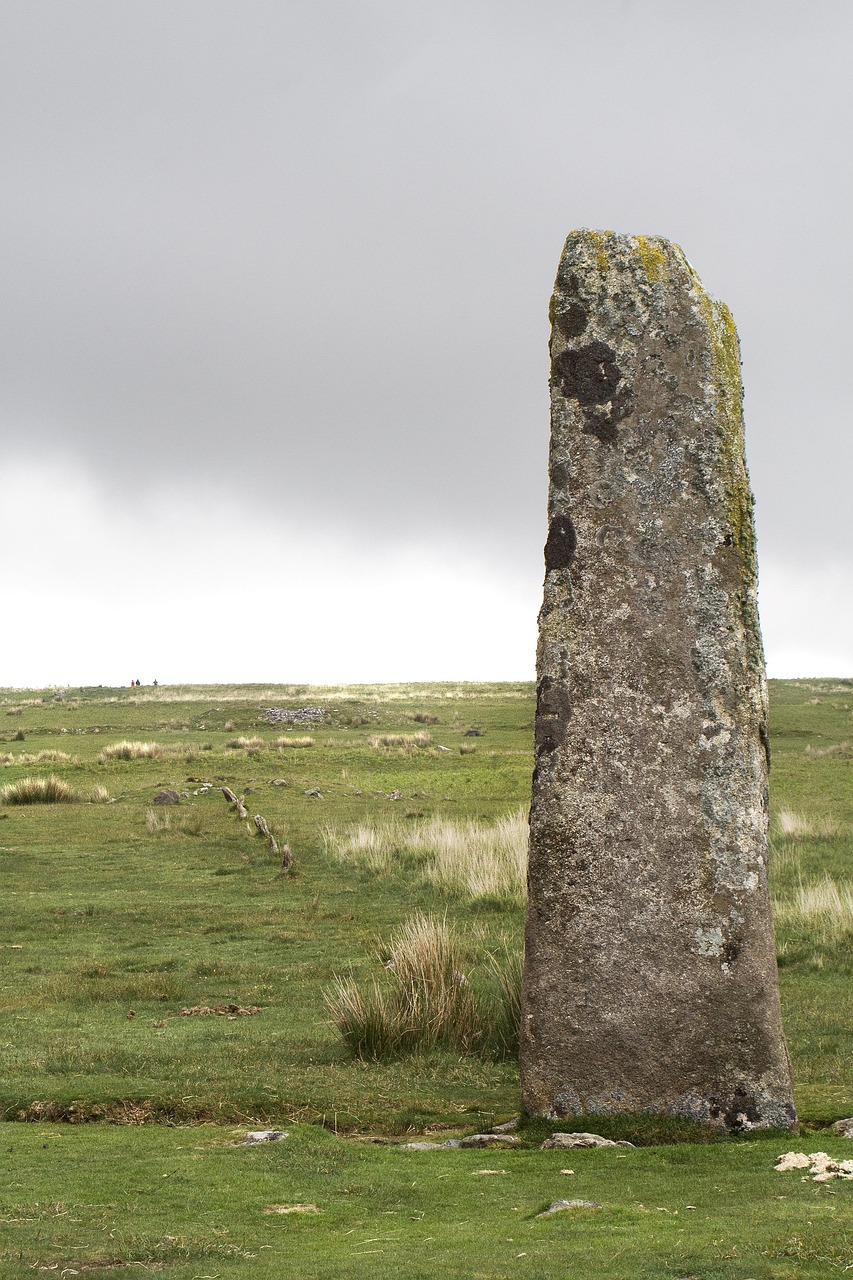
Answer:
[{"xmin": 0, "ymin": 679, "xmax": 851, "ymax": 1277}]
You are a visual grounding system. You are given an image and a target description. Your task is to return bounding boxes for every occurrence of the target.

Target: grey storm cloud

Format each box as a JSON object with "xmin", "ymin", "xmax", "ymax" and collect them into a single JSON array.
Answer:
[{"xmin": 0, "ymin": 0, "xmax": 850, "ymax": 576}]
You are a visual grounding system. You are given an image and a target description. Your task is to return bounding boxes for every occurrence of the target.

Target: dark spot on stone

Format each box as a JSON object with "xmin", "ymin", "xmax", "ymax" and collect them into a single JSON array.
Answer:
[
  {"xmin": 544, "ymin": 515, "xmax": 577, "ymax": 571},
  {"xmin": 535, "ymin": 676, "xmax": 572, "ymax": 753},
  {"xmin": 710, "ymin": 1087, "xmax": 762, "ymax": 1133},
  {"xmin": 721, "ymin": 936, "xmax": 741, "ymax": 965},
  {"xmin": 552, "ymin": 300, "xmax": 589, "ymax": 339},
  {"xmin": 759, "ymin": 721, "xmax": 771, "ymax": 768},
  {"xmin": 552, "ymin": 341, "xmax": 622, "ymax": 407},
  {"xmin": 549, "ymin": 460, "xmax": 569, "ymax": 491},
  {"xmin": 723, "ymin": 533, "xmax": 734, "ymax": 547}
]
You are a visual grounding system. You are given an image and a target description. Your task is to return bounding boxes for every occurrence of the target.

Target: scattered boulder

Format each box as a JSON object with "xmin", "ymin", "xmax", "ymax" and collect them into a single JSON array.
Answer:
[
  {"xmin": 241, "ymin": 1130, "xmax": 289, "ymax": 1145},
  {"xmin": 541, "ymin": 1132, "xmax": 634, "ymax": 1150},
  {"xmin": 304, "ymin": 787, "xmax": 323, "ymax": 798},
  {"xmin": 401, "ymin": 1141, "xmax": 445, "ymax": 1151},
  {"xmin": 492, "ymin": 1118, "xmax": 519, "ymax": 1133},
  {"xmin": 832, "ymin": 1117, "xmax": 853, "ymax": 1138},
  {"xmin": 459, "ymin": 1133, "xmax": 521, "ymax": 1148},
  {"xmin": 464, "ymin": 729, "xmax": 484, "ymax": 737},
  {"xmin": 776, "ymin": 1151, "xmax": 853, "ymax": 1181},
  {"xmin": 537, "ymin": 1199, "xmax": 601, "ymax": 1217},
  {"xmin": 153, "ymin": 789, "xmax": 180, "ymax": 805}
]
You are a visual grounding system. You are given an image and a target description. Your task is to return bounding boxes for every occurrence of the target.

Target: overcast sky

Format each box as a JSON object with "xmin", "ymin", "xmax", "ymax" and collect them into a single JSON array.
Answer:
[{"xmin": 1, "ymin": 0, "xmax": 850, "ymax": 686}]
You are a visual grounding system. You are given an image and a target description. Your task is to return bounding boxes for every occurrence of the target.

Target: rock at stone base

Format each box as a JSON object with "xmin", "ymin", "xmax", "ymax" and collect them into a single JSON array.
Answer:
[
  {"xmin": 153, "ymin": 789, "xmax": 180, "ymax": 805},
  {"xmin": 832, "ymin": 1117, "xmax": 853, "ymax": 1138},
  {"xmin": 241, "ymin": 1129, "xmax": 289, "ymax": 1145},
  {"xmin": 401, "ymin": 1141, "xmax": 445, "ymax": 1150},
  {"xmin": 492, "ymin": 1118, "xmax": 519, "ymax": 1133},
  {"xmin": 541, "ymin": 1132, "xmax": 634, "ymax": 1150},
  {"xmin": 458, "ymin": 1133, "xmax": 522, "ymax": 1148},
  {"xmin": 537, "ymin": 1199, "xmax": 602, "ymax": 1217}
]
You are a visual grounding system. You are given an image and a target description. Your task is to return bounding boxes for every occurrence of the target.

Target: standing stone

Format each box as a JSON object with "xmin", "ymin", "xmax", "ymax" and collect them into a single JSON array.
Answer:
[{"xmin": 520, "ymin": 231, "xmax": 795, "ymax": 1132}]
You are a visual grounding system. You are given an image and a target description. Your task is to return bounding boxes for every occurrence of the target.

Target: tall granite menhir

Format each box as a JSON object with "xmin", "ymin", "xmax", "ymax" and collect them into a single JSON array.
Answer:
[{"xmin": 521, "ymin": 231, "xmax": 795, "ymax": 1132}]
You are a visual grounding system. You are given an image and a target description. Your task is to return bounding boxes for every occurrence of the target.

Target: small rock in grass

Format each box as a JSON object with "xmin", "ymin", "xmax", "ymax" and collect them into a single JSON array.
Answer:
[
  {"xmin": 153, "ymin": 789, "xmax": 181, "ymax": 805},
  {"xmin": 459, "ymin": 1133, "xmax": 522, "ymax": 1148},
  {"xmin": 263, "ymin": 1203, "xmax": 319, "ymax": 1214},
  {"xmin": 491, "ymin": 1118, "xmax": 519, "ymax": 1133},
  {"xmin": 537, "ymin": 1198, "xmax": 601, "ymax": 1217},
  {"xmin": 775, "ymin": 1152, "xmax": 812, "ymax": 1171},
  {"xmin": 304, "ymin": 788, "xmax": 323, "ymax": 798},
  {"xmin": 242, "ymin": 1130, "xmax": 289, "ymax": 1145},
  {"xmin": 401, "ymin": 1141, "xmax": 445, "ymax": 1150},
  {"xmin": 559, "ymin": 1169, "xmax": 575, "ymax": 1175},
  {"xmin": 541, "ymin": 1132, "xmax": 633, "ymax": 1150},
  {"xmin": 833, "ymin": 1117, "xmax": 853, "ymax": 1138}
]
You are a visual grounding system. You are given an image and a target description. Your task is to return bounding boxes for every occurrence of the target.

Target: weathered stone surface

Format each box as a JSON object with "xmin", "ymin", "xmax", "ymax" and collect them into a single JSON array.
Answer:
[
  {"xmin": 541, "ymin": 1132, "xmax": 633, "ymax": 1149},
  {"xmin": 153, "ymin": 789, "xmax": 180, "ymax": 805},
  {"xmin": 832, "ymin": 1117, "xmax": 853, "ymax": 1138},
  {"xmin": 521, "ymin": 230, "xmax": 795, "ymax": 1133},
  {"xmin": 537, "ymin": 1198, "xmax": 602, "ymax": 1216},
  {"xmin": 458, "ymin": 1133, "xmax": 522, "ymax": 1148}
]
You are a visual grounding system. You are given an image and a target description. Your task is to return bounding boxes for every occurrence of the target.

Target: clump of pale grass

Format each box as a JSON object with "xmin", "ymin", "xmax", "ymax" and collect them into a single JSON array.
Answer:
[
  {"xmin": 805, "ymin": 742, "xmax": 853, "ymax": 759},
  {"xmin": 145, "ymin": 807, "xmax": 172, "ymax": 833},
  {"xmin": 325, "ymin": 809, "xmax": 528, "ymax": 904},
  {"xmin": 409, "ymin": 712, "xmax": 439, "ymax": 724},
  {"xmin": 274, "ymin": 736, "xmax": 314, "ymax": 749},
  {"xmin": 324, "ymin": 913, "xmax": 520, "ymax": 1060},
  {"xmin": 1, "ymin": 775, "xmax": 78, "ymax": 805},
  {"xmin": 774, "ymin": 875, "xmax": 853, "ymax": 941},
  {"xmin": 89, "ymin": 785, "xmax": 111, "ymax": 803},
  {"xmin": 773, "ymin": 808, "xmax": 842, "ymax": 840},
  {"xmin": 99, "ymin": 740, "xmax": 165, "ymax": 762},
  {"xmin": 0, "ymin": 753, "xmax": 13, "ymax": 766},
  {"xmin": 16, "ymin": 749, "xmax": 76, "ymax": 765},
  {"xmin": 368, "ymin": 731, "xmax": 432, "ymax": 750},
  {"xmin": 227, "ymin": 736, "xmax": 266, "ymax": 751}
]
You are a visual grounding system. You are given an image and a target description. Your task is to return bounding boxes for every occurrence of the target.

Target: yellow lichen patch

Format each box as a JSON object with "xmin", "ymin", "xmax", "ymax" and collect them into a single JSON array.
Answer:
[
  {"xmin": 635, "ymin": 235, "xmax": 669, "ymax": 283},
  {"xmin": 586, "ymin": 229, "xmax": 611, "ymax": 272}
]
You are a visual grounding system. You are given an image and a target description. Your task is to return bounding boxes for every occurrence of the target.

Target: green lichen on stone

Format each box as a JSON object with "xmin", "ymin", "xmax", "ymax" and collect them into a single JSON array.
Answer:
[
  {"xmin": 585, "ymin": 229, "xmax": 610, "ymax": 272},
  {"xmin": 706, "ymin": 298, "xmax": 756, "ymax": 574}
]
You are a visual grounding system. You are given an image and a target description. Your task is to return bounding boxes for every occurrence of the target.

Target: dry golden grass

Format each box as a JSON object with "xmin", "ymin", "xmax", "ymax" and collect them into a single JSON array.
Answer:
[
  {"xmin": 805, "ymin": 741, "xmax": 853, "ymax": 759},
  {"xmin": 13, "ymin": 749, "xmax": 77, "ymax": 765},
  {"xmin": 99, "ymin": 740, "xmax": 165, "ymax": 761},
  {"xmin": 89, "ymin": 784, "xmax": 112, "ymax": 804},
  {"xmin": 0, "ymin": 774, "xmax": 79, "ymax": 804},
  {"xmin": 773, "ymin": 808, "xmax": 842, "ymax": 839},
  {"xmin": 774, "ymin": 875, "xmax": 853, "ymax": 939},
  {"xmin": 274, "ymin": 736, "xmax": 315, "ymax": 749},
  {"xmin": 325, "ymin": 809, "xmax": 528, "ymax": 903},
  {"xmin": 368, "ymin": 731, "xmax": 432, "ymax": 750},
  {"xmin": 325, "ymin": 914, "xmax": 483, "ymax": 1059},
  {"xmin": 226, "ymin": 736, "xmax": 266, "ymax": 751}
]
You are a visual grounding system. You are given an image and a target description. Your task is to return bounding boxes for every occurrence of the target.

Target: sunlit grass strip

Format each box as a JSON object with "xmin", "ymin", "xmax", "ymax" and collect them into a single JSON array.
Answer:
[
  {"xmin": 324, "ymin": 914, "xmax": 520, "ymax": 1060},
  {"xmin": 0, "ymin": 775, "xmax": 78, "ymax": 804},
  {"xmin": 324, "ymin": 809, "xmax": 528, "ymax": 904}
]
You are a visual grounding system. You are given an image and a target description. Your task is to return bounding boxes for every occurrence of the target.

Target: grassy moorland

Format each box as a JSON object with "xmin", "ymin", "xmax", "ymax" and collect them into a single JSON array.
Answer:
[{"xmin": 0, "ymin": 678, "xmax": 851, "ymax": 1278}]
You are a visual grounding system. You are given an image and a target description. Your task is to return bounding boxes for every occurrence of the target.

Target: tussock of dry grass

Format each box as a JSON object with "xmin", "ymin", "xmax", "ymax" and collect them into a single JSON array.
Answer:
[
  {"xmin": 0, "ymin": 752, "xmax": 12, "ymax": 765},
  {"xmin": 13, "ymin": 749, "xmax": 76, "ymax": 765},
  {"xmin": 805, "ymin": 741, "xmax": 853, "ymax": 759},
  {"xmin": 324, "ymin": 809, "xmax": 528, "ymax": 903},
  {"xmin": 274, "ymin": 736, "xmax": 314, "ymax": 749},
  {"xmin": 89, "ymin": 785, "xmax": 111, "ymax": 803},
  {"xmin": 1, "ymin": 774, "xmax": 78, "ymax": 804},
  {"xmin": 325, "ymin": 914, "xmax": 520, "ymax": 1060},
  {"xmin": 368, "ymin": 731, "xmax": 432, "ymax": 750},
  {"xmin": 226, "ymin": 736, "xmax": 265, "ymax": 751},
  {"xmin": 774, "ymin": 875, "xmax": 853, "ymax": 939},
  {"xmin": 99, "ymin": 740, "xmax": 165, "ymax": 761},
  {"xmin": 773, "ymin": 808, "xmax": 842, "ymax": 840}
]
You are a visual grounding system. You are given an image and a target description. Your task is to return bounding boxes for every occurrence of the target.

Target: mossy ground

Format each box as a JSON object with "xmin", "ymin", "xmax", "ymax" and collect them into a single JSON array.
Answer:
[{"xmin": 0, "ymin": 679, "xmax": 851, "ymax": 1276}]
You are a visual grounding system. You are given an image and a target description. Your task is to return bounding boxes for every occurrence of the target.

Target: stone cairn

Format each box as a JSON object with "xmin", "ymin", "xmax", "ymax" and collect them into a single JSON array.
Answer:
[{"xmin": 520, "ymin": 231, "xmax": 796, "ymax": 1132}]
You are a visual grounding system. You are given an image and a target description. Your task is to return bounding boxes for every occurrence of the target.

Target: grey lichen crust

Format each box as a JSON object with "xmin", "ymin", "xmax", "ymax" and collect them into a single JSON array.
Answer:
[{"xmin": 520, "ymin": 231, "xmax": 796, "ymax": 1132}]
